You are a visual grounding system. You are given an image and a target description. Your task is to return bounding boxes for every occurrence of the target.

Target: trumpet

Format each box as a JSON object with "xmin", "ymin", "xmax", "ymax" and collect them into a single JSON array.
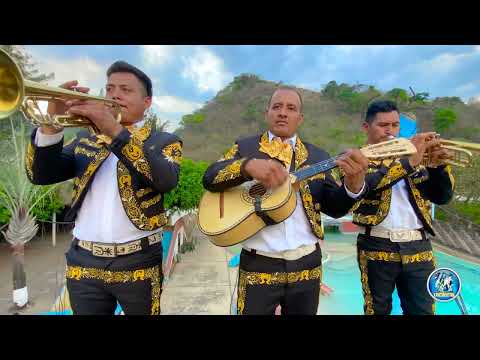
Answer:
[
  {"xmin": 424, "ymin": 137, "xmax": 480, "ymax": 168},
  {"xmin": 0, "ymin": 48, "xmax": 121, "ymax": 131}
]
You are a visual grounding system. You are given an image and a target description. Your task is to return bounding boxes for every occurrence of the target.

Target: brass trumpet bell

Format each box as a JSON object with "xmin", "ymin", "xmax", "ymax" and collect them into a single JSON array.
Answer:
[{"xmin": 0, "ymin": 48, "xmax": 121, "ymax": 130}]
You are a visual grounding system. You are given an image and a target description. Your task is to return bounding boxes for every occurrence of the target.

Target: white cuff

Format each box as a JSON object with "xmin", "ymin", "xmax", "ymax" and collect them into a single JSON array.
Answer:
[
  {"xmin": 34, "ymin": 129, "xmax": 64, "ymax": 147},
  {"xmin": 345, "ymin": 182, "xmax": 365, "ymax": 199}
]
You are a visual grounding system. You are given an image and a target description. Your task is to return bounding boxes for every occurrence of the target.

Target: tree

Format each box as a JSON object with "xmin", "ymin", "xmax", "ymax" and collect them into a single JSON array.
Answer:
[
  {"xmin": 386, "ymin": 88, "xmax": 409, "ymax": 103},
  {"xmin": 144, "ymin": 108, "xmax": 170, "ymax": 132},
  {"xmin": 180, "ymin": 112, "xmax": 205, "ymax": 127},
  {"xmin": 163, "ymin": 158, "xmax": 209, "ymax": 214},
  {"xmin": 0, "ymin": 117, "xmax": 59, "ymax": 309},
  {"xmin": 434, "ymin": 108, "xmax": 457, "ymax": 134},
  {"xmin": 0, "ymin": 45, "xmax": 54, "ymax": 83}
]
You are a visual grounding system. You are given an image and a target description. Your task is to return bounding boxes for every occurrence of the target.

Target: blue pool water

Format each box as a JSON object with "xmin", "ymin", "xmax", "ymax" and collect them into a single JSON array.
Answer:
[
  {"xmin": 162, "ymin": 231, "xmax": 172, "ymax": 262},
  {"xmin": 318, "ymin": 232, "xmax": 480, "ymax": 315}
]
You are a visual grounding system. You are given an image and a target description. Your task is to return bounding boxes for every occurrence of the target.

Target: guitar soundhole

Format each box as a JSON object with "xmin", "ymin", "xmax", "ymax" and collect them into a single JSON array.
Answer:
[{"xmin": 249, "ymin": 183, "xmax": 267, "ymax": 197}]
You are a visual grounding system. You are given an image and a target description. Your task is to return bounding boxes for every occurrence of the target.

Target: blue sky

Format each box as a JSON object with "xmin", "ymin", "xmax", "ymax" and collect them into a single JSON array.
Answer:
[{"xmin": 25, "ymin": 45, "xmax": 480, "ymax": 131}]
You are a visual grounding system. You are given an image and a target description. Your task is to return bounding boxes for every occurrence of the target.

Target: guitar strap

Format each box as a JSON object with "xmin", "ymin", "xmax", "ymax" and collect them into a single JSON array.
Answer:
[{"xmin": 254, "ymin": 196, "xmax": 277, "ymax": 226}]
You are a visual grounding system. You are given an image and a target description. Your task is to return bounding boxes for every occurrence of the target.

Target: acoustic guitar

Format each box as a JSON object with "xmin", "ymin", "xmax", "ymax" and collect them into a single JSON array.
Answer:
[{"xmin": 198, "ymin": 138, "xmax": 417, "ymax": 247}]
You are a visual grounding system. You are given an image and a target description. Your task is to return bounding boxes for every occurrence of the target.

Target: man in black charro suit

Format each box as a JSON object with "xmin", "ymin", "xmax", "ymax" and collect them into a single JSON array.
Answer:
[
  {"xmin": 26, "ymin": 61, "xmax": 182, "ymax": 315},
  {"xmin": 351, "ymin": 100, "xmax": 454, "ymax": 315},
  {"xmin": 203, "ymin": 86, "xmax": 369, "ymax": 315}
]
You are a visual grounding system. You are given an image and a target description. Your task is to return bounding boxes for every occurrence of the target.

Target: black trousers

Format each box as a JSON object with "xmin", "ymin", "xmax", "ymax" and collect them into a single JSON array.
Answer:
[
  {"xmin": 237, "ymin": 244, "xmax": 322, "ymax": 315},
  {"xmin": 65, "ymin": 238, "xmax": 163, "ymax": 315},
  {"xmin": 356, "ymin": 233, "xmax": 436, "ymax": 315}
]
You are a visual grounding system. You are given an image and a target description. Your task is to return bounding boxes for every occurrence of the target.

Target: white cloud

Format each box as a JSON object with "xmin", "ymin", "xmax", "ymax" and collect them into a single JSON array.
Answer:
[
  {"xmin": 181, "ymin": 46, "xmax": 233, "ymax": 93},
  {"xmin": 408, "ymin": 48, "xmax": 480, "ymax": 77},
  {"xmin": 32, "ymin": 55, "xmax": 106, "ymax": 95},
  {"xmin": 152, "ymin": 95, "xmax": 202, "ymax": 114},
  {"xmin": 454, "ymin": 81, "xmax": 480, "ymax": 94},
  {"xmin": 468, "ymin": 95, "xmax": 480, "ymax": 105},
  {"xmin": 140, "ymin": 45, "xmax": 175, "ymax": 67}
]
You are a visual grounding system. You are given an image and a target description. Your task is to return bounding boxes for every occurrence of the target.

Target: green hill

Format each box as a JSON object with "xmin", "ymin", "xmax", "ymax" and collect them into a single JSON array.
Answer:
[{"xmin": 175, "ymin": 74, "xmax": 480, "ymax": 162}]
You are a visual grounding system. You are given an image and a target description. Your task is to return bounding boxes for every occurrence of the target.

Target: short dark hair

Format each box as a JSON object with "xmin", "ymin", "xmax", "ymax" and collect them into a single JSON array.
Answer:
[
  {"xmin": 107, "ymin": 61, "xmax": 152, "ymax": 97},
  {"xmin": 267, "ymin": 86, "xmax": 303, "ymax": 112},
  {"xmin": 365, "ymin": 100, "xmax": 399, "ymax": 124}
]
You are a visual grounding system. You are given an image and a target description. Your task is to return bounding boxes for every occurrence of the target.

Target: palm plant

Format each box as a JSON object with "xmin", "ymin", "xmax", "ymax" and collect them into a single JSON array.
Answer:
[{"xmin": 0, "ymin": 115, "xmax": 57, "ymax": 308}]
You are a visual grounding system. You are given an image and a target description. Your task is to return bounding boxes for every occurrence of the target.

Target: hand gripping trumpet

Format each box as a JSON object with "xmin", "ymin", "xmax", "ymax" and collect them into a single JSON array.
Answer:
[{"xmin": 424, "ymin": 135, "xmax": 480, "ymax": 168}]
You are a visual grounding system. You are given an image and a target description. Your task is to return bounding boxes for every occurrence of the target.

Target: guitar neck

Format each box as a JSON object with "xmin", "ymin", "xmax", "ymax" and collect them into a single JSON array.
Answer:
[{"xmin": 292, "ymin": 155, "xmax": 342, "ymax": 182}]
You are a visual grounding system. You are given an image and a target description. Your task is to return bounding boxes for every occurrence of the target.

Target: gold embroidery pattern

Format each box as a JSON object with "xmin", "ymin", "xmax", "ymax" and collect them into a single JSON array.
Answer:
[
  {"xmin": 79, "ymin": 138, "xmax": 103, "ymax": 149},
  {"xmin": 136, "ymin": 187, "xmax": 153, "ymax": 198},
  {"xmin": 362, "ymin": 250, "xmax": 401, "ymax": 262},
  {"xmin": 294, "ymin": 137, "xmax": 308, "ymax": 170},
  {"xmin": 237, "ymin": 266, "xmax": 322, "ymax": 315},
  {"xmin": 219, "ymin": 144, "xmax": 238, "ymax": 161},
  {"xmin": 375, "ymin": 162, "xmax": 407, "ymax": 190},
  {"xmin": 445, "ymin": 165, "xmax": 455, "ymax": 190},
  {"xmin": 358, "ymin": 251, "xmax": 374, "ymax": 315},
  {"xmin": 330, "ymin": 167, "xmax": 345, "ymax": 182},
  {"xmin": 74, "ymin": 146, "xmax": 96, "ymax": 158},
  {"xmin": 25, "ymin": 142, "xmax": 35, "ymax": 180},
  {"xmin": 413, "ymin": 175, "xmax": 429, "ymax": 184},
  {"xmin": 162, "ymin": 142, "xmax": 182, "ymax": 164},
  {"xmin": 401, "ymin": 251, "xmax": 434, "ymax": 264},
  {"xmin": 353, "ymin": 188, "xmax": 392, "ymax": 225},
  {"xmin": 300, "ymin": 181, "xmax": 324, "ymax": 239},
  {"xmin": 71, "ymin": 148, "xmax": 110, "ymax": 205},
  {"xmin": 141, "ymin": 194, "xmax": 162, "ymax": 209},
  {"xmin": 358, "ymin": 249, "xmax": 434, "ymax": 315},
  {"xmin": 259, "ymin": 133, "xmax": 293, "ymax": 167},
  {"xmin": 361, "ymin": 250, "xmax": 434, "ymax": 265},
  {"xmin": 117, "ymin": 161, "xmax": 168, "ymax": 230},
  {"xmin": 212, "ymin": 159, "xmax": 244, "ymax": 184},
  {"xmin": 408, "ymin": 177, "xmax": 432, "ymax": 228},
  {"xmin": 121, "ymin": 122, "xmax": 153, "ymax": 181},
  {"xmin": 309, "ymin": 173, "xmax": 326, "ymax": 182},
  {"xmin": 66, "ymin": 265, "xmax": 162, "ymax": 315}
]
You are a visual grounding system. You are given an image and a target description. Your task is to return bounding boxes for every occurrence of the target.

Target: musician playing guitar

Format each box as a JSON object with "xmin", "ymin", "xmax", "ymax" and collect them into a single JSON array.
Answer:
[{"xmin": 202, "ymin": 86, "xmax": 369, "ymax": 315}]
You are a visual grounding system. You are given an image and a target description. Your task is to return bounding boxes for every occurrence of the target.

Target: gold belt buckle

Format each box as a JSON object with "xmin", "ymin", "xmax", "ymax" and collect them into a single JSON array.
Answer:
[{"xmin": 91, "ymin": 243, "xmax": 116, "ymax": 257}]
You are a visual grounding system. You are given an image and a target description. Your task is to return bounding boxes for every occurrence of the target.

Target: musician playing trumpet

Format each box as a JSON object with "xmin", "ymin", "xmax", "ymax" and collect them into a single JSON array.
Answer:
[
  {"xmin": 25, "ymin": 61, "xmax": 182, "ymax": 315},
  {"xmin": 351, "ymin": 100, "xmax": 455, "ymax": 315},
  {"xmin": 203, "ymin": 87, "xmax": 369, "ymax": 315}
]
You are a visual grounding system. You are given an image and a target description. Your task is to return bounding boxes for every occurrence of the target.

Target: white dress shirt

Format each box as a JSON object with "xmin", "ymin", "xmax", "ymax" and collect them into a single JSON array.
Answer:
[
  {"xmin": 242, "ymin": 131, "xmax": 364, "ymax": 252},
  {"xmin": 35, "ymin": 120, "xmax": 159, "ymax": 244},
  {"xmin": 377, "ymin": 179, "xmax": 424, "ymax": 231}
]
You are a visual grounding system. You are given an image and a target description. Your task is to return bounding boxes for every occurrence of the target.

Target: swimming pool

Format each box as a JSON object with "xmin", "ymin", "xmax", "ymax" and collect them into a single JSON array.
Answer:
[{"xmin": 317, "ymin": 232, "xmax": 480, "ymax": 315}]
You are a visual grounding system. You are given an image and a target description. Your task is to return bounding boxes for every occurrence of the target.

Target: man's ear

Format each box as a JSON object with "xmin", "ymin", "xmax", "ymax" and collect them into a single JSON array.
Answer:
[
  {"xmin": 361, "ymin": 121, "xmax": 369, "ymax": 134},
  {"xmin": 297, "ymin": 113, "xmax": 304, "ymax": 127}
]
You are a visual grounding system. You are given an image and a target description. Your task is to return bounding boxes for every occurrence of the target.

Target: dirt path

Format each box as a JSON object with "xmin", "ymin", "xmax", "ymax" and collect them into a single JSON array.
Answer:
[{"xmin": 0, "ymin": 232, "xmax": 71, "ymax": 315}]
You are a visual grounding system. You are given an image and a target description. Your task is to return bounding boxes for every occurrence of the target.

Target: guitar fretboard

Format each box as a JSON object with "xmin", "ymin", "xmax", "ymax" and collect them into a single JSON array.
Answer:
[{"xmin": 292, "ymin": 155, "xmax": 342, "ymax": 182}]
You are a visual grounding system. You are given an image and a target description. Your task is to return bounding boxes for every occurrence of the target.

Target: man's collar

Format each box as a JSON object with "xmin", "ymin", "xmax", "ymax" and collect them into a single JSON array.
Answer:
[
  {"xmin": 267, "ymin": 131, "xmax": 297, "ymax": 149},
  {"xmin": 133, "ymin": 119, "xmax": 146, "ymax": 128}
]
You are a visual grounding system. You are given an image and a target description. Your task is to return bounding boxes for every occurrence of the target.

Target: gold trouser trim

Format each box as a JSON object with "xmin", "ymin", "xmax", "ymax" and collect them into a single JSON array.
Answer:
[
  {"xmin": 236, "ymin": 266, "xmax": 322, "ymax": 315},
  {"xmin": 358, "ymin": 251, "xmax": 375, "ymax": 315},
  {"xmin": 358, "ymin": 250, "xmax": 436, "ymax": 315},
  {"xmin": 361, "ymin": 250, "xmax": 434, "ymax": 264},
  {"xmin": 66, "ymin": 265, "xmax": 162, "ymax": 315}
]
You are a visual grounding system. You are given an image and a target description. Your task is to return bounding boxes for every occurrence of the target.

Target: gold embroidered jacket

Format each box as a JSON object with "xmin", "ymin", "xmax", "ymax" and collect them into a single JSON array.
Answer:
[
  {"xmin": 351, "ymin": 157, "xmax": 455, "ymax": 235},
  {"xmin": 202, "ymin": 132, "xmax": 365, "ymax": 239},
  {"xmin": 25, "ymin": 120, "xmax": 182, "ymax": 231}
]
